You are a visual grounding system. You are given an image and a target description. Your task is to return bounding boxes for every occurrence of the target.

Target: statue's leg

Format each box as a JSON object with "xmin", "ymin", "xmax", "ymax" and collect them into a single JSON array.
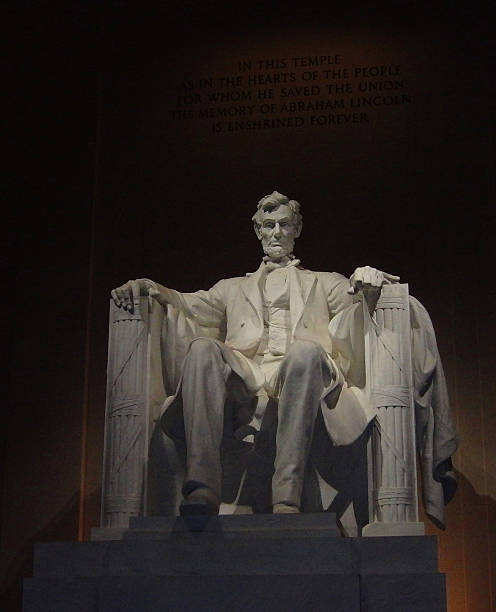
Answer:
[
  {"xmin": 180, "ymin": 337, "xmax": 232, "ymax": 504},
  {"xmin": 272, "ymin": 340, "xmax": 333, "ymax": 509}
]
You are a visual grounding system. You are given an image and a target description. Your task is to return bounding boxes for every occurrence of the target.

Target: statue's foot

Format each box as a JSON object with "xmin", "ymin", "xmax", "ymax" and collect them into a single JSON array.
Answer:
[
  {"xmin": 272, "ymin": 503, "xmax": 300, "ymax": 514},
  {"xmin": 180, "ymin": 487, "xmax": 220, "ymax": 516}
]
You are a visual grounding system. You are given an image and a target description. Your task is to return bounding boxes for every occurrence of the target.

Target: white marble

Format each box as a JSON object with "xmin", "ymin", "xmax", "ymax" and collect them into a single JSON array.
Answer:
[{"xmin": 103, "ymin": 191, "xmax": 457, "ymax": 533}]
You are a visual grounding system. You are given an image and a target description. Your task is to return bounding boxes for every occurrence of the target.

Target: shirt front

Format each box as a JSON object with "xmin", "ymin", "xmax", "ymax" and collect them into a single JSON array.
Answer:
[
  {"xmin": 262, "ymin": 265, "xmax": 292, "ymax": 356},
  {"xmin": 256, "ymin": 259, "xmax": 298, "ymax": 394}
]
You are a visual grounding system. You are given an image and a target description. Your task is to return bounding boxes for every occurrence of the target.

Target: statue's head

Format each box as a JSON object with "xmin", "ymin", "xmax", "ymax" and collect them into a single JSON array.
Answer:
[{"xmin": 252, "ymin": 191, "xmax": 303, "ymax": 261}]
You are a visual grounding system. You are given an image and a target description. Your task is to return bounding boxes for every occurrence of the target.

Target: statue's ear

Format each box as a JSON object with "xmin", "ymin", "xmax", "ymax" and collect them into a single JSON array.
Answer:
[{"xmin": 294, "ymin": 223, "xmax": 302, "ymax": 238}]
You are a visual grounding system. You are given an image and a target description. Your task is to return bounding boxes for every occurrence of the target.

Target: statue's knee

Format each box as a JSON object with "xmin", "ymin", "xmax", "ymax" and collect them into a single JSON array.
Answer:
[
  {"xmin": 187, "ymin": 337, "xmax": 221, "ymax": 360},
  {"xmin": 286, "ymin": 340, "xmax": 322, "ymax": 369}
]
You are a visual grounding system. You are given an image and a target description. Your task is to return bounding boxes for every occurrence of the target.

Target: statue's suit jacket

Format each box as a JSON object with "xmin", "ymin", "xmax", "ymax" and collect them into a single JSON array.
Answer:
[
  {"xmin": 197, "ymin": 266, "xmax": 352, "ymax": 360},
  {"xmin": 153, "ymin": 264, "xmax": 375, "ymax": 445}
]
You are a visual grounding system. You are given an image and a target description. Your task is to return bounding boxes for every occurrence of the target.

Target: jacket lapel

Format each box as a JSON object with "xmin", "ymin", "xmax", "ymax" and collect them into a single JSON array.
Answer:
[
  {"xmin": 241, "ymin": 265, "xmax": 264, "ymax": 324},
  {"xmin": 289, "ymin": 267, "xmax": 317, "ymax": 334}
]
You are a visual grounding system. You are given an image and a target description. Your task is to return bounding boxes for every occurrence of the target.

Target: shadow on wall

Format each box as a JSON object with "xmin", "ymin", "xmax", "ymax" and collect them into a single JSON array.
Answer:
[
  {"xmin": 0, "ymin": 488, "xmax": 98, "ymax": 612},
  {"xmin": 427, "ymin": 467, "xmax": 496, "ymax": 612},
  {"xmin": 456, "ymin": 452, "xmax": 496, "ymax": 505}
]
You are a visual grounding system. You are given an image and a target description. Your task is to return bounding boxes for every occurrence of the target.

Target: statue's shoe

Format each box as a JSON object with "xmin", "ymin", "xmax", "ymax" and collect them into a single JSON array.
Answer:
[
  {"xmin": 272, "ymin": 503, "xmax": 300, "ymax": 514},
  {"xmin": 180, "ymin": 487, "xmax": 220, "ymax": 516}
]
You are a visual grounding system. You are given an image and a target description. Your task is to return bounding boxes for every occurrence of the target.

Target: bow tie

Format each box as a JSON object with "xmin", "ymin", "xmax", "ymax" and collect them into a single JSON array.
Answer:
[
  {"xmin": 262, "ymin": 256, "xmax": 301, "ymax": 272},
  {"xmin": 262, "ymin": 259, "xmax": 300, "ymax": 274},
  {"xmin": 246, "ymin": 257, "xmax": 301, "ymax": 277},
  {"xmin": 262, "ymin": 255, "xmax": 300, "ymax": 271}
]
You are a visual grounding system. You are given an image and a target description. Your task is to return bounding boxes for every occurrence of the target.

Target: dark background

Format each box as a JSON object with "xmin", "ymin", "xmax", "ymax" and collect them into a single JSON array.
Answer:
[{"xmin": 3, "ymin": 2, "xmax": 495, "ymax": 610}]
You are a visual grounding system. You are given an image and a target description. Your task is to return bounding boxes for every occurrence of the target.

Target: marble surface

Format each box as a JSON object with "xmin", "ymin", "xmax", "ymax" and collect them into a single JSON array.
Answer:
[{"xmin": 102, "ymin": 191, "xmax": 456, "ymax": 535}]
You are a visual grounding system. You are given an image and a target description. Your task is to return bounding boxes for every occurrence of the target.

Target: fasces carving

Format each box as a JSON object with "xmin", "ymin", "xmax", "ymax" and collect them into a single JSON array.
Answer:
[
  {"xmin": 362, "ymin": 285, "xmax": 422, "ymax": 535},
  {"xmin": 103, "ymin": 191, "xmax": 457, "ymax": 534},
  {"xmin": 102, "ymin": 299, "xmax": 151, "ymax": 527}
]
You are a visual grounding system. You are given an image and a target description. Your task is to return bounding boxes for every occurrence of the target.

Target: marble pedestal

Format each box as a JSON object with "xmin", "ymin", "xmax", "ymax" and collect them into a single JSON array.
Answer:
[{"xmin": 24, "ymin": 514, "xmax": 446, "ymax": 612}]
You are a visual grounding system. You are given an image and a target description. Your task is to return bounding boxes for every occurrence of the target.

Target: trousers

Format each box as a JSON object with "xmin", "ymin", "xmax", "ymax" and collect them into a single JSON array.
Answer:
[{"xmin": 177, "ymin": 337, "xmax": 333, "ymax": 507}]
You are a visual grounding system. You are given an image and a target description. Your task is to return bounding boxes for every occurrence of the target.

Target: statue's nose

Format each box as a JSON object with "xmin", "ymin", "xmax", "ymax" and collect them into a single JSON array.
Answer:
[{"xmin": 273, "ymin": 223, "xmax": 281, "ymax": 237}]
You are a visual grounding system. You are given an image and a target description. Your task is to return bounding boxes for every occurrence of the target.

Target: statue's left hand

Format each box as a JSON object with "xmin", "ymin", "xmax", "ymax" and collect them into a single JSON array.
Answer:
[{"xmin": 348, "ymin": 266, "xmax": 400, "ymax": 314}]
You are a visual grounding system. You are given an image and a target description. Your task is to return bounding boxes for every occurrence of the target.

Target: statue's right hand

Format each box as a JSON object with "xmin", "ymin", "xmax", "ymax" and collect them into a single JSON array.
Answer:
[{"xmin": 111, "ymin": 279, "xmax": 156, "ymax": 313}]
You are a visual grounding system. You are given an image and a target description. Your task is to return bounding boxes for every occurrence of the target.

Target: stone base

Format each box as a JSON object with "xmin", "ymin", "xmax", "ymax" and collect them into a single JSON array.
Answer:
[
  {"xmin": 24, "ymin": 575, "xmax": 362, "ymax": 612},
  {"xmin": 91, "ymin": 527, "xmax": 126, "ymax": 541},
  {"xmin": 362, "ymin": 521, "xmax": 425, "ymax": 537},
  {"xmin": 24, "ymin": 514, "xmax": 445, "ymax": 612}
]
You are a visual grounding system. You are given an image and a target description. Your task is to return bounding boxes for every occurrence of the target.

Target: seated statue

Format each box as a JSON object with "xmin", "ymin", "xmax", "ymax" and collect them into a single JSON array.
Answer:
[{"xmin": 111, "ymin": 191, "xmax": 457, "ymax": 526}]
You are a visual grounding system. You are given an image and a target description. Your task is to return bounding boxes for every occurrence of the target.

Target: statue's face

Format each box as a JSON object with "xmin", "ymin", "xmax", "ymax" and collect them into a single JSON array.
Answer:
[{"xmin": 259, "ymin": 204, "xmax": 299, "ymax": 260}]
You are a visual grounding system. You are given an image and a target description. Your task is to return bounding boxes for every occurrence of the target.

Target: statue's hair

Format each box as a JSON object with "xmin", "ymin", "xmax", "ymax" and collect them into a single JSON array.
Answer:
[{"xmin": 252, "ymin": 190, "xmax": 303, "ymax": 235}]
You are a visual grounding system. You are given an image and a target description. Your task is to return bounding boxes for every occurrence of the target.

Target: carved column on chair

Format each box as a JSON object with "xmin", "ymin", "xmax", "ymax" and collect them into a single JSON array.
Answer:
[
  {"xmin": 362, "ymin": 284, "xmax": 424, "ymax": 536},
  {"xmin": 101, "ymin": 297, "xmax": 151, "ymax": 528}
]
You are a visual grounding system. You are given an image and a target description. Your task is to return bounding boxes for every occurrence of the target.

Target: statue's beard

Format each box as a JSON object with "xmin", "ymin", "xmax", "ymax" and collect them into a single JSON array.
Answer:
[{"xmin": 262, "ymin": 241, "xmax": 295, "ymax": 262}]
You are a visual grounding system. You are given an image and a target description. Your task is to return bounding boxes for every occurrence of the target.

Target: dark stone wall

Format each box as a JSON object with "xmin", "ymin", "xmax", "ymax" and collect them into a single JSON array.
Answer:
[{"xmin": 3, "ymin": 2, "xmax": 495, "ymax": 611}]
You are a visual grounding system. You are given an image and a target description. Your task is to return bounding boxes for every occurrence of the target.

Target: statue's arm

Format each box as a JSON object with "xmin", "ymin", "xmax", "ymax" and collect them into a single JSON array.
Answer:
[
  {"xmin": 111, "ymin": 277, "xmax": 228, "ymax": 328},
  {"xmin": 326, "ymin": 266, "xmax": 400, "ymax": 387},
  {"xmin": 325, "ymin": 266, "xmax": 400, "ymax": 317}
]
